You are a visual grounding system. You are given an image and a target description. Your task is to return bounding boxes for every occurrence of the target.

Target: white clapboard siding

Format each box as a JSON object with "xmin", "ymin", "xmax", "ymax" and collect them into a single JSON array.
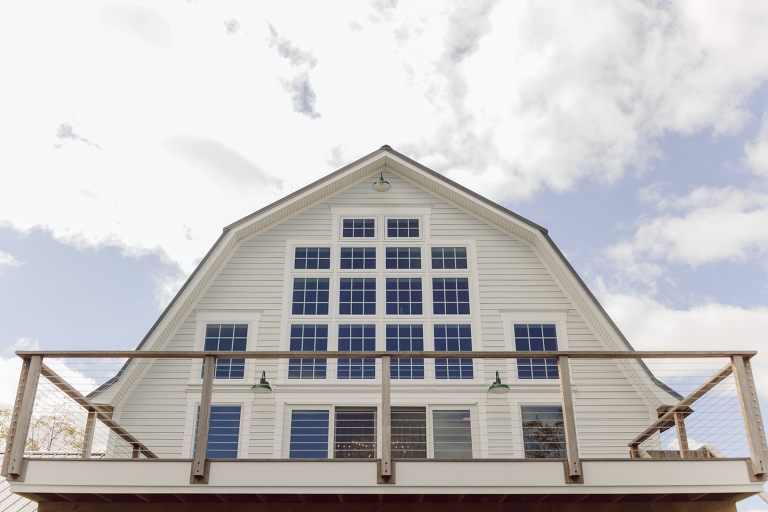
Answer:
[{"xmin": 112, "ymin": 168, "xmax": 658, "ymax": 460}]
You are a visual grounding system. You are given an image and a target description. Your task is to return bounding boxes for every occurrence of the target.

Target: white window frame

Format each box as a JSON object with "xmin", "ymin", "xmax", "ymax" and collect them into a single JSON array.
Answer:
[
  {"xmin": 512, "ymin": 401, "xmax": 568, "ymax": 460},
  {"xmin": 427, "ymin": 404, "xmax": 480, "ymax": 459},
  {"xmin": 384, "ymin": 216, "xmax": 424, "ymax": 241},
  {"xmin": 291, "ymin": 245, "xmax": 334, "ymax": 273},
  {"xmin": 502, "ymin": 310, "xmax": 570, "ymax": 385},
  {"xmin": 190, "ymin": 310, "xmax": 262, "ymax": 384},
  {"xmin": 338, "ymin": 217, "xmax": 378, "ymax": 240},
  {"xmin": 183, "ymin": 399, "xmax": 250, "ymax": 459}
]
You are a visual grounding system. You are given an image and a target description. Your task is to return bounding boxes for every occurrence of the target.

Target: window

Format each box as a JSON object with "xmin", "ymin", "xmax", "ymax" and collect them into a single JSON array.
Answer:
[
  {"xmin": 385, "ymin": 278, "xmax": 423, "ymax": 315},
  {"xmin": 514, "ymin": 324, "xmax": 559, "ymax": 379},
  {"xmin": 433, "ymin": 278, "xmax": 470, "ymax": 314},
  {"xmin": 342, "ymin": 219, "xmax": 375, "ymax": 238},
  {"xmin": 289, "ymin": 410, "xmax": 329, "ymax": 458},
  {"xmin": 391, "ymin": 408, "xmax": 426, "ymax": 458},
  {"xmin": 433, "ymin": 410, "xmax": 472, "ymax": 459},
  {"xmin": 288, "ymin": 325, "xmax": 328, "ymax": 379},
  {"xmin": 337, "ymin": 324, "xmax": 375, "ymax": 379},
  {"xmin": 431, "ymin": 247, "xmax": 467, "ymax": 269},
  {"xmin": 386, "ymin": 325, "xmax": 424, "ymax": 379},
  {"xmin": 385, "ymin": 247, "xmax": 421, "ymax": 269},
  {"xmin": 194, "ymin": 405, "xmax": 241, "ymax": 459},
  {"xmin": 202, "ymin": 324, "xmax": 246, "ymax": 379},
  {"xmin": 339, "ymin": 278, "xmax": 376, "ymax": 315},
  {"xmin": 295, "ymin": 247, "xmax": 330, "ymax": 270},
  {"xmin": 387, "ymin": 218, "xmax": 419, "ymax": 238},
  {"xmin": 292, "ymin": 278, "xmax": 330, "ymax": 315},
  {"xmin": 434, "ymin": 324, "xmax": 473, "ymax": 379},
  {"xmin": 340, "ymin": 247, "xmax": 376, "ymax": 269},
  {"xmin": 521, "ymin": 405, "xmax": 566, "ymax": 458},
  {"xmin": 335, "ymin": 408, "xmax": 376, "ymax": 459}
]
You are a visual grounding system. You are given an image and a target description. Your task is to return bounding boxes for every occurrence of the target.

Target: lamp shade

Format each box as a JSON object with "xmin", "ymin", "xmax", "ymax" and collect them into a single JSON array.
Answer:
[
  {"xmin": 371, "ymin": 172, "xmax": 391, "ymax": 192},
  {"xmin": 488, "ymin": 371, "xmax": 511, "ymax": 394},
  {"xmin": 251, "ymin": 371, "xmax": 273, "ymax": 394}
]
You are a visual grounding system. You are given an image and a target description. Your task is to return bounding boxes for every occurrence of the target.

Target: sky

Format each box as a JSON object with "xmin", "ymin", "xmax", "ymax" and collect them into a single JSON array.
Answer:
[{"xmin": 2, "ymin": 0, "xmax": 768, "ymax": 457}]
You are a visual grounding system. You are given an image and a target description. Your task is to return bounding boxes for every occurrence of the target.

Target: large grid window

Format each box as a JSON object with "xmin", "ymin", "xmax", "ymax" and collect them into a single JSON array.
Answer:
[
  {"xmin": 202, "ymin": 324, "xmax": 246, "ymax": 379},
  {"xmin": 434, "ymin": 324, "xmax": 473, "ymax": 379},
  {"xmin": 433, "ymin": 278, "xmax": 470, "ymax": 314},
  {"xmin": 194, "ymin": 405, "xmax": 241, "ymax": 459},
  {"xmin": 288, "ymin": 325, "xmax": 328, "ymax": 379},
  {"xmin": 339, "ymin": 278, "xmax": 376, "ymax": 315},
  {"xmin": 342, "ymin": 219, "xmax": 375, "ymax": 238},
  {"xmin": 289, "ymin": 410, "xmax": 329, "ymax": 458},
  {"xmin": 292, "ymin": 278, "xmax": 330, "ymax": 315},
  {"xmin": 385, "ymin": 247, "xmax": 421, "ymax": 269},
  {"xmin": 385, "ymin": 278, "xmax": 423, "ymax": 315},
  {"xmin": 521, "ymin": 406, "xmax": 566, "ymax": 458},
  {"xmin": 335, "ymin": 408, "xmax": 376, "ymax": 459},
  {"xmin": 294, "ymin": 247, "xmax": 330, "ymax": 270},
  {"xmin": 433, "ymin": 410, "xmax": 472, "ymax": 459},
  {"xmin": 386, "ymin": 324, "xmax": 424, "ymax": 379},
  {"xmin": 337, "ymin": 324, "xmax": 375, "ymax": 379},
  {"xmin": 431, "ymin": 247, "xmax": 468, "ymax": 270},
  {"xmin": 514, "ymin": 324, "xmax": 558, "ymax": 379},
  {"xmin": 387, "ymin": 218, "xmax": 419, "ymax": 238},
  {"xmin": 340, "ymin": 247, "xmax": 376, "ymax": 269},
  {"xmin": 391, "ymin": 408, "xmax": 426, "ymax": 458}
]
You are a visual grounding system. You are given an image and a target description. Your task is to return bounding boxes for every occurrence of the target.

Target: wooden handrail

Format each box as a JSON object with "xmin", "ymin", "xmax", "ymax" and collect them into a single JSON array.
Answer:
[{"xmin": 14, "ymin": 350, "xmax": 757, "ymax": 359}]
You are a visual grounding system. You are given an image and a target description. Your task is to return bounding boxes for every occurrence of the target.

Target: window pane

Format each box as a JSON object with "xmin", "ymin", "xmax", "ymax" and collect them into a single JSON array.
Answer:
[
  {"xmin": 515, "ymin": 324, "xmax": 558, "ymax": 379},
  {"xmin": 431, "ymin": 247, "xmax": 468, "ymax": 270},
  {"xmin": 432, "ymin": 278, "xmax": 470, "ymax": 315},
  {"xmin": 433, "ymin": 410, "xmax": 472, "ymax": 459},
  {"xmin": 294, "ymin": 247, "xmax": 330, "ymax": 270},
  {"xmin": 340, "ymin": 247, "xmax": 376, "ymax": 269},
  {"xmin": 194, "ymin": 405, "xmax": 241, "ymax": 459},
  {"xmin": 385, "ymin": 247, "xmax": 421, "ymax": 269},
  {"xmin": 434, "ymin": 324, "xmax": 473, "ymax": 379},
  {"xmin": 292, "ymin": 278, "xmax": 330, "ymax": 315},
  {"xmin": 391, "ymin": 408, "xmax": 426, "ymax": 458},
  {"xmin": 386, "ymin": 325, "xmax": 424, "ymax": 379},
  {"xmin": 385, "ymin": 278, "xmax": 422, "ymax": 315},
  {"xmin": 342, "ymin": 219, "xmax": 375, "ymax": 238},
  {"xmin": 387, "ymin": 218, "xmax": 419, "ymax": 238},
  {"xmin": 521, "ymin": 406, "xmax": 566, "ymax": 458},
  {"xmin": 335, "ymin": 408, "xmax": 376, "ymax": 459},
  {"xmin": 288, "ymin": 325, "xmax": 328, "ymax": 379},
  {"xmin": 201, "ymin": 324, "xmax": 247, "ymax": 379},
  {"xmin": 337, "ymin": 324, "xmax": 376, "ymax": 379},
  {"xmin": 290, "ymin": 410, "xmax": 329, "ymax": 458},
  {"xmin": 339, "ymin": 278, "xmax": 376, "ymax": 315}
]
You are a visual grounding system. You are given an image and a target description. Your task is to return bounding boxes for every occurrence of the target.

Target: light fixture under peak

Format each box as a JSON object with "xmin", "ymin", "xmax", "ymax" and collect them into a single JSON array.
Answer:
[
  {"xmin": 251, "ymin": 371, "xmax": 273, "ymax": 394},
  {"xmin": 488, "ymin": 371, "xmax": 511, "ymax": 394},
  {"xmin": 371, "ymin": 172, "xmax": 391, "ymax": 192}
]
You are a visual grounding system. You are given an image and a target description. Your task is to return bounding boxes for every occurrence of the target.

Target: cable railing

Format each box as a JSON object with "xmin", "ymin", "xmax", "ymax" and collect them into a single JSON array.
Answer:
[{"xmin": 1, "ymin": 350, "xmax": 766, "ymax": 487}]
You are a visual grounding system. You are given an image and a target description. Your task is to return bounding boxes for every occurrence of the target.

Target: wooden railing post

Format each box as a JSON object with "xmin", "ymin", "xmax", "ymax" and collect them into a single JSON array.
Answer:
[
  {"xmin": 558, "ymin": 355, "xmax": 583, "ymax": 483},
  {"xmin": 732, "ymin": 355, "xmax": 768, "ymax": 478},
  {"xmin": 81, "ymin": 409, "xmax": 97, "ymax": 459},
  {"xmin": 378, "ymin": 355, "xmax": 393, "ymax": 484},
  {"xmin": 1, "ymin": 355, "xmax": 42, "ymax": 479},
  {"xmin": 191, "ymin": 355, "xmax": 215, "ymax": 484},
  {"xmin": 674, "ymin": 412, "xmax": 690, "ymax": 458}
]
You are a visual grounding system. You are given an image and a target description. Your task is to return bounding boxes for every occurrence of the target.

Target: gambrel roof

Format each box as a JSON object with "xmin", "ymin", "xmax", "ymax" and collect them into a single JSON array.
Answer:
[{"xmin": 89, "ymin": 145, "xmax": 680, "ymax": 403}]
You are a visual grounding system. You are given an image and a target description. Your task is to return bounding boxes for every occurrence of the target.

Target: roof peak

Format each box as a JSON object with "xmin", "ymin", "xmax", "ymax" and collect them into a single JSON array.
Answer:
[{"xmin": 380, "ymin": 144, "xmax": 392, "ymax": 150}]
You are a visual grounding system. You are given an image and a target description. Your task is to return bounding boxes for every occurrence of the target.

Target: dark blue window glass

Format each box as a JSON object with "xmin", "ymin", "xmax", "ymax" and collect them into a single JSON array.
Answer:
[
  {"xmin": 290, "ymin": 410, "xmax": 329, "ymax": 458},
  {"xmin": 288, "ymin": 325, "xmax": 328, "ymax": 379},
  {"xmin": 342, "ymin": 219, "xmax": 375, "ymax": 238},
  {"xmin": 385, "ymin": 278, "xmax": 422, "ymax": 315},
  {"xmin": 337, "ymin": 324, "xmax": 376, "ymax": 379},
  {"xmin": 339, "ymin": 278, "xmax": 376, "ymax": 315},
  {"xmin": 194, "ymin": 405, "xmax": 241, "ymax": 459},
  {"xmin": 521, "ymin": 405, "xmax": 566, "ymax": 458},
  {"xmin": 202, "ymin": 324, "xmax": 246, "ymax": 379},
  {"xmin": 340, "ymin": 247, "xmax": 376, "ymax": 269},
  {"xmin": 515, "ymin": 324, "xmax": 559, "ymax": 379},
  {"xmin": 295, "ymin": 247, "xmax": 330, "ymax": 270},
  {"xmin": 387, "ymin": 218, "xmax": 419, "ymax": 237},
  {"xmin": 434, "ymin": 324, "xmax": 473, "ymax": 379},
  {"xmin": 433, "ymin": 278, "xmax": 470, "ymax": 315},
  {"xmin": 386, "ymin": 325, "xmax": 424, "ymax": 379},
  {"xmin": 292, "ymin": 278, "xmax": 330, "ymax": 315},
  {"xmin": 431, "ymin": 247, "xmax": 468, "ymax": 269},
  {"xmin": 385, "ymin": 247, "xmax": 421, "ymax": 269}
]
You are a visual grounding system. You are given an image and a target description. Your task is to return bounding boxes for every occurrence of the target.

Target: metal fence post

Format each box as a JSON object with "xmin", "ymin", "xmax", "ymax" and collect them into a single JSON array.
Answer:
[
  {"xmin": 1, "ymin": 355, "xmax": 42, "ymax": 479},
  {"xmin": 732, "ymin": 355, "xmax": 768, "ymax": 478},
  {"xmin": 191, "ymin": 355, "xmax": 215, "ymax": 484},
  {"xmin": 379, "ymin": 355, "xmax": 393, "ymax": 484},
  {"xmin": 558, "ymin": 355, "xmax": 583, "ymax": 483}
]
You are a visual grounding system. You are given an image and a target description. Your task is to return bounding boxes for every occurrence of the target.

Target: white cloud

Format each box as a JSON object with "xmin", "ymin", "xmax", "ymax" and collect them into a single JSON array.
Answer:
[
  {"xmin": 0, "ymin": 250, "xmax": 25, "ymax": 274},
  {"xmin": 745, "ymin": 109, "xmax": 768, "ymax": 176}
]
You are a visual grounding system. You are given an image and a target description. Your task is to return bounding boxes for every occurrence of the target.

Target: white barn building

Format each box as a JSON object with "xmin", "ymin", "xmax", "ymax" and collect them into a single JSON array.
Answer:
[{"xmin": 2, "ymin": 146, "xmax": 766, "ymax": 512}]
